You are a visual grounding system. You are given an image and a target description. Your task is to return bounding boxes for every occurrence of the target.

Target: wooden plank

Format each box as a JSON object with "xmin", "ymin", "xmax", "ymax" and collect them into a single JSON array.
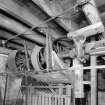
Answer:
[
  {"xmin": 66, "ymin": 85, "xmax": 71, "ymax": 105},
  {"xmin": 61, "ymin": 96, "xmax": 63, "ymax": 105},
  {"xmin": 90, "ymin": 47, "xmax": 105, "ymax": 55},
  {"xmin": 46, "ymin": 29, "xmax": 52, "ymax": 71},
  {"xmin": 42, "ymin": 95, "xmax": 45, "ymax": 105},
  {"xmin": 67, "ymin": 96, "xmax": 71, "ymax": 105},
  {"xmin": 85, "ymin": 39, "xmax": 105, "ymax": 53},
  {"xmin": 32, "ymin": 95, "xmax": 34, "ymax": 105},
  {"xmin": 48, "ymin": 94, "xmax": 51, "ymax": 105},
  {"xmin": 82, "ymin": 0, "xmax": 101, "ymax": 24},
  {"xmin": 35, "ymin": 95, "xmax": 38, "ymax": 105},
  {"xmin": 91, "ymin": 56, "xmax": 97, "ymax": 105},
  {"xmin": 68, "ymin": 22, "xmax": 104, "ymax": 38},
  {"xmin": 66, "ymin": 85, "xmax": 71, "ymax": 96},
  {"xmin": 64, "ymin": 96, "xmax": 68, "ymax": 105},
  {"xmin": 58, "ymin": 95, "xmax": 61, "ymax": 105},
  {"xmin": 54, "ymin": 95, "xmax": 58, "ymax": 105},
  {"xmin": 38, "ymin": 95, "xmax": 42, "ymax": 105},
  {"xmin": 58, "ymin": 84, "xmax": 63, "ymax": 95},
  {"xmin": 44, "ymin": 95, "xmax": 47, "ymax": 105}
]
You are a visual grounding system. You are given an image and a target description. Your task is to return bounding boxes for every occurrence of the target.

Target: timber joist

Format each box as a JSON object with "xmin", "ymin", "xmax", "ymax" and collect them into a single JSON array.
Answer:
[
  {"xmin": 67, "ymin": 22, "xmax": 104, "ymax": 39},
  {"xmin": 90, "ymin": 46, "xmax": 105, "ymax": 55}
]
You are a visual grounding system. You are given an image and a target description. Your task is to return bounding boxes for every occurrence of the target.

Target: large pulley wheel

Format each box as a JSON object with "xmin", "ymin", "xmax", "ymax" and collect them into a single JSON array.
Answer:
[
  {"xmin": 31, "ymin": 46, "xmax": 46, "ymax": 72},
  {"xmin": 31, "ymin": 38, "xmax": 74, "ymax": 72},
  {"xmin": 8, "ymin": 50, "xmax": 31, "ymax": 77}
]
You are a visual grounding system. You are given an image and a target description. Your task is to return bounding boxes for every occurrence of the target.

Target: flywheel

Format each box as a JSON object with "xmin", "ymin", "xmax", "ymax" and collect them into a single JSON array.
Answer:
[
  {"xmin": 31, "ymin": 46, "xmax": 46, "ymax": 72},
  {"xmin": 8, "ymin": 50, "xmax": 32, "ymax": 77}
]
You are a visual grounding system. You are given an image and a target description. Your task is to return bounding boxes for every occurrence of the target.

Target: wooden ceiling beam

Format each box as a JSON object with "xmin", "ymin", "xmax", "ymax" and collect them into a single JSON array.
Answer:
[
  {"xmin": 0, "ymin": 38, "xmax": 24, "ymax": 50},
  {"xmin": 0, "ymin": 29, "xmax": 36, "ymax": 50},
  {"xmin": 0, "ymin": 0, "xmax": 66, "ymax": 39},
  {"xmin": 0, "ymin": 13, "xmax": 46, "ymax": 45},
  {"xmin": 32, "ymin": 0, "xmax": 80, "ymax": 31}
]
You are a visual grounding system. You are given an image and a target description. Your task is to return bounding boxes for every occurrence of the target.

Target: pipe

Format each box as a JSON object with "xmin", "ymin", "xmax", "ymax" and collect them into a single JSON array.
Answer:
[{"xmin": 0, "ymin": 13, "xmax": 46, "ymax": 45}]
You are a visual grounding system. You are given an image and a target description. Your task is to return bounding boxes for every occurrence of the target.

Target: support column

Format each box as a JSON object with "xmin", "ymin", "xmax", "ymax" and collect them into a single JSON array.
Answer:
[
  {"xmin": 73, "ymin": 58, "xmax": 84, "ymax": 98},
  {"xmin": 91, "ymin": 55, "xmax": 97, "ymax": 105},
  {"xmin": 66, "ymin": 85, "xmax": 71, "ymax": 105}
]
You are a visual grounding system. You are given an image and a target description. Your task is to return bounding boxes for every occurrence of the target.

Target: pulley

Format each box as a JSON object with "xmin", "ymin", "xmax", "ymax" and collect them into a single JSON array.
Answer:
[
  {"xmin": 7, "ymin": 50, "xmax": 32, "ymax": 77},
  {"xmin": 31, "ymin": 46, "xmax": 46, "ymax": 72}
]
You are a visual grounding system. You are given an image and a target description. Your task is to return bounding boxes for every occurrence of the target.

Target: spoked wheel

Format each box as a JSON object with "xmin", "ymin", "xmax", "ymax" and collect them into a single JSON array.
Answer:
[
  {"xmin": 15, "ymin": 50, "xmax": 28, "ymax": 72},
  {"xmin": 8, "ymin": 50, "xmax": 32, "ymax": 77}
]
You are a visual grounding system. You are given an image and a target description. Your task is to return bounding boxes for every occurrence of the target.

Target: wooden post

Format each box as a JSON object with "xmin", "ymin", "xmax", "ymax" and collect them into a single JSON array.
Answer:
[
  {"xmin": 58, "ymin": 84, "xmax": 63, "ymax": 105},
  {"xmin": 38, "ymin": 95, "xmax": 42, "ymax": 105},
  {"xmin": 48, "ymin": 94, "xmax": 51, "ymax": 105},
  {"xmin": 25, "ymin": 86, "xmax": 31, "ymax": 105},
  {"xmin": 54, "ymin": 95, "xmax": 57, "ymax": 105},
  {"xmin": 66, "ymin": 85, "xmax": 71, "ymax": 105},
  {"xmin": 42, "ymin": 95, "xmax": 44, "ymax": 105},
  {"xmin": 66, "ymin": 85, "xmax": 71, "ymax": 95},
  {"xmin": 73, "ymin": 58, "xmax": 84, "ymax": 98},
  {"xmin": 46, "ymin": 28, "xmax": 52, "ymax": 71},
  {"xmin": 91, "ymin": 55, "xmax": 97, "ymax": 105},
  {"xmin": 58, "ymin": 84, "xmax": 63, "ymax": 95}
]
